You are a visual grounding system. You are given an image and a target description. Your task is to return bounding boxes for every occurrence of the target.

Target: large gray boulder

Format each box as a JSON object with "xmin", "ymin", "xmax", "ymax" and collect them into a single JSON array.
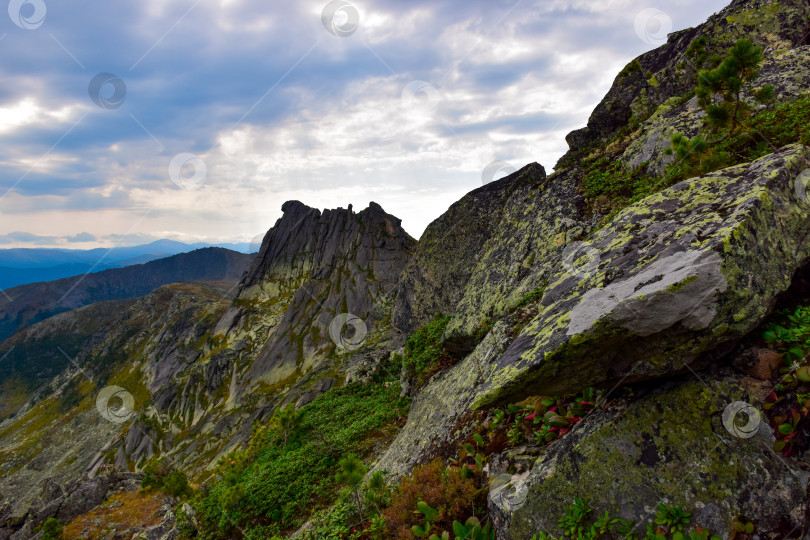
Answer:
[{"xmin": 477, "ymin": 144, "xmax": 810, "ymax": 405}]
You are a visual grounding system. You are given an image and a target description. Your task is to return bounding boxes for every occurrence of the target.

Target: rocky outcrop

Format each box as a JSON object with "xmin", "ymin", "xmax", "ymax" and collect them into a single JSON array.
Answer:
[
  {"xmin": 479, "ymin": 144, "xmax": 810, "ymax": 404},
  {"xmin": 374, "ymin": 144, "xmax": 810, "ymax": 479},
  {"xmin": 392, "ymin": 163, "xmax": 595, "ymax": 353},
  {"xmin": 0, "ymin": 467, "xmax": 143, "ymax": 540},
  {"xmin": 622, "ymin": 45, "xmax": 810, "ymax": 175},
  {"xmin": 488, "ymin": 372, "xmax": 807, "ymax": 538},
  {"xmin": 564, "ymin": 0, "xmax": 810, "ymax": 153},
  {"xmin": 241, "ymin": 201, "xmax": 411, "ymax": 293},
  {"xmin": 392, "ymin": 165, "xmax": 548, "ymax": 338},
  {"xmin": 220, "ymin": 201, "xmax": 415, "ymax": 391}
]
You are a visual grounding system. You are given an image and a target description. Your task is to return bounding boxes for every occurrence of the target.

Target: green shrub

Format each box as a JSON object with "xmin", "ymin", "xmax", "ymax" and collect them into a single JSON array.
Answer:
[
  {"xmin": 618, "ymin": 59, "xmax": 642, "ymax": 79},
  {"xmin": 301, "ymin": 502, "xmax": 363, "ymax": 540},
  {"xmin": 163, "ymin": 469, "xmax": 191, "ymax": 498},
  {"xmin": 335, "ymin": 453, "xmax": 368, "ymax": 521},
  {"xmin": 196, "ymin": 382, "xmax": 409, "ymax": 536},
  {"xmin": 141, "ymin": 458, "xmax": 191, "ymax": 498},
  {"xmin": 402, "ymin": 315, "xmax": 451, "ymax": 375},
  {"xmin": 38, "ymin": 517, "xmax": 63, "ymax": 540},
  {"xmin": 174, "ymin": 504, "xmax": 198, "ymax": 539},
  {"xmin": 580, "ymin": 157, "xmax": 670, "ymax": 219},
  {"xmin": 667, "ymin": 38, "xmax": 775, "ymax": 178}
]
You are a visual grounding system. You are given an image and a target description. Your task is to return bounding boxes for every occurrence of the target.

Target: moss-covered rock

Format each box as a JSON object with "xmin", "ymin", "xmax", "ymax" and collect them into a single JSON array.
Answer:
[
  {"xmin": 477, "ymin": 144, "xmax": 810, "ymax": 406},
  {"xmin": 490, "ymin": 372, "xmax": 807, "ymax": 538},
  {"xmin": 621, "ymin": 46, "xmax": 810, "ymax": 175},
  {"xmin": 375, "ymin": 144, "xmax": 810, "ymax": 485},
  {"xmin": 394, "ymin": 163, "xmax": 553, "ymax": 341},
  {"xmin": 392, "ymin": 161, "xmax": 603, "ymax": 353}
]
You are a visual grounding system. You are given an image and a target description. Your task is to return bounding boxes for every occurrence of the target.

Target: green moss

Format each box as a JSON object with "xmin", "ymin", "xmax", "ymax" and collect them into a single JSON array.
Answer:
[
  {"xmin": 618, "ymin": 59, "xmax": 642, "ymax": 79},
  {"xmin": 515, "ymin": 284, "xmax": 548, "ymax": 309},
  {"xmin": 725, "ymin": 2, "xmax": 780, "ymax": 26},
  {"xmin": 580, "ymin": 156, "xmax": 670, "ymax": 218},
  {"xmin": 666, "ymin": 274, "xmax": 698, "ymax": 292}
]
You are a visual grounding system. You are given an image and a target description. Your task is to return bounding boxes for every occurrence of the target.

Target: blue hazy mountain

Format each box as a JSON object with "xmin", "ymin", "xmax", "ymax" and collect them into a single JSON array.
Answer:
[{"xmin": 0, "ymin": 240, "xmax": 251, "ymax": 289}]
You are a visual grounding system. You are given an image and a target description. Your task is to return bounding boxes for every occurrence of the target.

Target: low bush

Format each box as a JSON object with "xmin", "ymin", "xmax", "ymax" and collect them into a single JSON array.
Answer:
[
  {"xmin": 382, "ymin": 460, "xmax": 481, "ymax": 539},
  {"xmin": 141, "ymin": 458, "xmax": 192, "ymax": 498},
  {"xmin": 402, "ymin": 315, "xmax": 451, "ymax": 375}
]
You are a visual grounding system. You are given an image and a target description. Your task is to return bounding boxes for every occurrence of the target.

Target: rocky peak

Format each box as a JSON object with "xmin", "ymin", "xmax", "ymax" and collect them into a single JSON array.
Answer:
[
  {"xmin": 210, "ymin": 201, "xmax": 416, "ymax": 396},
  {"xmin": 239, "ymin": 201, "xmax": 414, "ymax": 297}
]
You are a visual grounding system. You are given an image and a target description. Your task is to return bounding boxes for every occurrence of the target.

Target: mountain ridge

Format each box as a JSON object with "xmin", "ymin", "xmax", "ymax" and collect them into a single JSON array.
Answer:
[
  {"xmin": 0, "ymin": 247, "xmax": 254, "ymax": 344},
  {"xmin": 0, "ymin": 240, "xmax": 254, "ymax": 290}
]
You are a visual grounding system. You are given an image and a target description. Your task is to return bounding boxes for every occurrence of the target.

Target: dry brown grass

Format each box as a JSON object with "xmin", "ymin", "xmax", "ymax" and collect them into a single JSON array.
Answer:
[{"xmin": 62, "ymin": 490, "xmax": 165, "ymax": 539}]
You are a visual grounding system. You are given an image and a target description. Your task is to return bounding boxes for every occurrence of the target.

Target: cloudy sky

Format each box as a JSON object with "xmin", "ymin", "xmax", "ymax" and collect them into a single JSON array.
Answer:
[{"xmin": 0, "ymin": 0, "xmax": 730, "ymax": 248}]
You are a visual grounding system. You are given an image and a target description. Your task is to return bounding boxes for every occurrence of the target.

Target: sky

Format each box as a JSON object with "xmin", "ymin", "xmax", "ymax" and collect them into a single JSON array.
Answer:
[{"xmin": 0, "ymin": 0, "xmax": 731, "ymax": 248}]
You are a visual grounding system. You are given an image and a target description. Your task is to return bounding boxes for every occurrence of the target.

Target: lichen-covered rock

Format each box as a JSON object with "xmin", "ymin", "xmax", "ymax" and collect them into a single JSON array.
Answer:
[
  {"xmin": 372, "ymin": 316, "xmax": 516, "ymax": 477},
  {"xmin": 489, "ymin": 373, "xmax": 807, "ymax": 538},
  {"xmin": 392, "ymin": 162, "xmax": 598, "ymax": 352},
  {"xmin": 478, "ymin": 144, "xmax": 810, "ymax": 406},
  {"xmin": 221, "ymin": 201, "xmax": 414, "ymax": 390},
  {"xmin": 566, "ymin": 0, "xmax": 810, "ymax": 154},
  {"xmin": 622, "ymin": 46, "xmax": 810, "ymax": 175},
  {"xmin": 392, "ymin": 163, "xmax": 548, "ymax": 338},
  {"xmin": 375, "ymin": 144, "xmax": 810, "ymax": 481}
]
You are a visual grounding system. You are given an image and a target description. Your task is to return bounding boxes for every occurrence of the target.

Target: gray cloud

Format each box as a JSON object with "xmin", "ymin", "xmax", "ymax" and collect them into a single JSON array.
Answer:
[{"xmin": 0, "ymin": 0, "xmax": 731, "ymax": 245}]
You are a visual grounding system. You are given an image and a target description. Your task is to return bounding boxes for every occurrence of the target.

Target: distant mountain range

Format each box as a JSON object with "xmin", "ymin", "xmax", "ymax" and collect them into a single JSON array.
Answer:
[
  {"xmin": 0, "ymin": 247, "xmax": 255, "ymax": 344},
  {"xmin": 0, "ymin": 239, "xmax": 253, "ymax": 289}
]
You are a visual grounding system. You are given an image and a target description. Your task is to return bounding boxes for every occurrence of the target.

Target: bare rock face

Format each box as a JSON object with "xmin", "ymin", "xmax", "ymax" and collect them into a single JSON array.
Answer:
[
  {"xmin": 220, "ymin": 201, "xmax": 415, "ymax": 391},
  {"xmin": 391, "ymin": 162, "xmax": 589, "ymax": 354},
  {"xmin": 0, "ymin": 468, "xmax": 144, "ymax": 539}
]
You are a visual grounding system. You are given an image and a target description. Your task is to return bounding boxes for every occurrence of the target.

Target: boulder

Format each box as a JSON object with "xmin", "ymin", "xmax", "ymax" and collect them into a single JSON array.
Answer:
[
  {"xmin": 478, "ymin": 144, "xmax": 810, "ymax": 406},
  {"xmin": 345, "ymin": 350, "xmax": 390, "ymax": 384},
  {"xmin": 489, "ymin": 373, "xmax": 807, "ymax": 538}
]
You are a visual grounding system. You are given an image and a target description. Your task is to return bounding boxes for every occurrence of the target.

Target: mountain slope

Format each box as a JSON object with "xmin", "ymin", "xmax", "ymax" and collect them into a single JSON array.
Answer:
[
  {"xmin": 0, "ymin": 247, "xmax": 254, "ymax": 344},
  {"xmin": 0, "ymin": 282, "xmax": 234, "ymax": 519},
  {"xmin": 0, "ymin": 201, "xmax": 415, "ymax": 525}
]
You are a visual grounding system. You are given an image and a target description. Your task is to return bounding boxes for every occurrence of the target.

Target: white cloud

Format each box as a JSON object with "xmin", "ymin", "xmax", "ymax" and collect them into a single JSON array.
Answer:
[
  {"xmin": 0, "ymin": 0, "xmax": 733, "ymax": 247},
  {"xmin": 0, "ymin": 98, "xmax": 84, "ymax": 135}
]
